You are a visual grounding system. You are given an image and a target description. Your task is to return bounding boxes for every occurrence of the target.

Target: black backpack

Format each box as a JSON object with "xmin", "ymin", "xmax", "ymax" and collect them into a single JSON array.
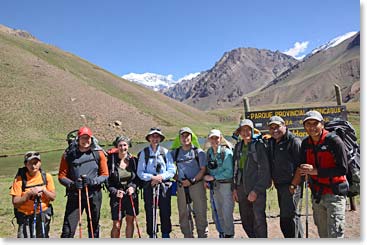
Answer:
[
  {"xmin": 13, "ymin": 167, "xmax": 47, "ymax": 192},
  {"xmin": 10, "ymin": 167, "xmax": 49, "ymax": 224},
  {"xmin": 324, "ymin": 120, "xmax": 360, "ymax": 197}
]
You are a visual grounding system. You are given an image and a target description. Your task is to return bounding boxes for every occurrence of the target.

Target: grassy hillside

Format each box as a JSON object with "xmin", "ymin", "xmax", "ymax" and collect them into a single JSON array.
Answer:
[{"xmin": 0, "ymin": 28, "xmax": 217, "ymax": 155}]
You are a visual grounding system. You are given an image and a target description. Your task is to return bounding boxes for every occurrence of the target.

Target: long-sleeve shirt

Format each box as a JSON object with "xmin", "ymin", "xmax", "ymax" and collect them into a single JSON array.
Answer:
[
  {"xmin": 207, "ymin": 145, "xmax": 233, "ymax": 180},
  {"xmin": 137, "ymin": 145, "xmax": 176, "ymax": 182}
]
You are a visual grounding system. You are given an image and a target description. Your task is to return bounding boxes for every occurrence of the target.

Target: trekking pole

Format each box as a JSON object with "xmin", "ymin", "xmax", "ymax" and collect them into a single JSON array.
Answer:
[
  {"xmin": 78, "ymin": 178, "xmax": 83, "ymax": 238},
  {"xmin": 81, "ymin": 175, "xmax": 94, "ymax": 238},
  {"xmin": 305, "ymin": 175, "xmax": 309, "ymax": 238},
  {"xmin": 32, "ymin": 197, "xmax": 38, "ymax": 238},
  {"xmin": 208, "ymin": 181, "xmax": 224, "ymax": 238},
  {"xmin": 297, "ymin": 181, "xmax": 304, "ymax": 238},
  {"xmin": 152, "ymin": 184, "xmax": 157, "ymax": 238},
  {"xmin": 154, "ymin": 184, "xmax": 161, "ymax": 238},
  {"xmin": 184, "ymin": 186, "xmax": 194, "ymax": 234},
  {"xmin": 38, "ymin": 196, "xmax": 46, "ymax": 238},
  {"xmin": 129, "ymin": 193, "xmax": 142, "ymax": 238},
  {"xmin": 118, "ymin": 195, "xmax": 122, "ymax": 238}
]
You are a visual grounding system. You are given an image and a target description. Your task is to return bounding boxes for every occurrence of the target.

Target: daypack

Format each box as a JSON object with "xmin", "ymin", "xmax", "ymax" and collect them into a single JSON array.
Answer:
[
  {"xmin": 173, "ymin": 146, "xmax": 200, "ymax": 168},
  {"xmin": 137, "ymin": 146, "xmax": 167, "ymax": 169},
  {"xmin": 10, "ymin": 167, "xmax": 51, "ymax": 225},
  {"xmin": 13, "ymin": 167, "xmax": 47, "ymax": 192},
  {"xmin": 324, "ymin": 120, "xmax": 360, "ymax": 197}
]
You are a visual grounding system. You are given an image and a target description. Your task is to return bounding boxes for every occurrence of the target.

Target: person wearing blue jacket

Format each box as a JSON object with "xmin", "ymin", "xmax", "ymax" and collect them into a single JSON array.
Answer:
[
  {"xmin": 137, "ymin": 127, "xmax": 176, "ymax": 238},
  {"xmin": 204, "ymin": 129, "xmax": 234, "ymax": 238}
]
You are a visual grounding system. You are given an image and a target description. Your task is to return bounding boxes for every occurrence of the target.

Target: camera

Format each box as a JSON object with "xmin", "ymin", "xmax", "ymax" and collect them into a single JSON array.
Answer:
[
  {"xmin": 208, "ymin": 160, "xmax": 218, "ymax": 170},
  {"xmin": 156, "ymin": 163, "xmax": 162, "ymax": 173}
]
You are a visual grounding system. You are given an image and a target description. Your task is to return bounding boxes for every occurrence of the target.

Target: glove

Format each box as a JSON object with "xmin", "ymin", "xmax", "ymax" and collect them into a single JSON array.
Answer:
[
  {"xmin": 75, "ymin": 179, "xmax": 83, "ymax": 189},
  {"xmin": 85, "ymin": 177, "xmax": 98, "ymax": 186},
  {"xmin": 67, "ymin": 180, "xmax": 82, "ymax": 191}
]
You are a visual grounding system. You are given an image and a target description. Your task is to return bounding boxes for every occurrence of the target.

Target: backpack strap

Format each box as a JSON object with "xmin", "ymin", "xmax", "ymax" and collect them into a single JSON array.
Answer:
[
  {"xmin": 144, "ymin": 147, "xmax": 150, "ymax": 170},
  {"xmin": 220, "ymin": 145, "xmax": 226, "ymax": 163},
  {"xmin": 159, "ymin": 147, "xmax": 167, "ymax": 164},
  {"xmin": 18, "ymin": 168, "xmax": 48, "ymax": 192},
  {"xmin": 174, "ymin": 146, "xmax": 200, "ymax": 168}
]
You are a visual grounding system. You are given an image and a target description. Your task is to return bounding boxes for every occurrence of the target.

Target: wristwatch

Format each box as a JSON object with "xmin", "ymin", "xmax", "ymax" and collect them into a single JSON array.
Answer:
[
  {"xmin": 190, "ymin": 178, "xmax": 197, "ymax": 185},
  {"xmin": 289, "ymin": 184, "xmax": 297, "ymax": 190}
]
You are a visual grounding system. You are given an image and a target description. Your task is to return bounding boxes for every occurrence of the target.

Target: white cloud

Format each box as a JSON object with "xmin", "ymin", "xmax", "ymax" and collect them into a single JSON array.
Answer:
[{"xmin": 283, "ymin": 41, "xmax": 309, "ymax": 60}]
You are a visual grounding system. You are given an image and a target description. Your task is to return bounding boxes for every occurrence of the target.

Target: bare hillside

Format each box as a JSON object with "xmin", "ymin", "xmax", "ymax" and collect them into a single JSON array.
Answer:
[{"xmin": 0, "ymin": 25, "xmax": 216, "ymax": 153}]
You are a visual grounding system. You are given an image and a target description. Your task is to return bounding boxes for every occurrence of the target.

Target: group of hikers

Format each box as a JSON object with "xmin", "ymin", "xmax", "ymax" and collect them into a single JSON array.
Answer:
[{"xmin": 10, "ymin": 110, "xmax": 353, "ymax": 239}]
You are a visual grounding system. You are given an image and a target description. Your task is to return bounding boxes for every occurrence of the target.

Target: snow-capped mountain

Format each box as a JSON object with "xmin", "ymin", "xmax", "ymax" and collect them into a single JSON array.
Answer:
[
  {"xmin": 121, "ymin": 72, "xmax": 199, "ymax": 91},
  {"xmin": 311, "ymin": 31, "xmax": 357, "ymax": 55}
]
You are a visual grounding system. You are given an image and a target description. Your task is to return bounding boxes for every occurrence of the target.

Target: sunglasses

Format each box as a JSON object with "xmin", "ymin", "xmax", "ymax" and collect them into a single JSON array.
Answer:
[
  {"xmin": 25, "ymin": 152, "xmax": 40, "ymax": 158},
  {"xmin": 150, "ymin": 127, "xmax": 161, "ymax": 131}
]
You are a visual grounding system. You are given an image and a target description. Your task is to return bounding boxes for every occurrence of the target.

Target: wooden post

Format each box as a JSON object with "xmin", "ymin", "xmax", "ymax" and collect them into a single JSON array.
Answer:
[
  {"xmin": 349, "ymin": 197, "xmax": 357, "ymax": 211},
  {"xmin": 243, "ymin": 97, "xmax": 250, "ymax": 118},
  {"xmin": 334, "ymin": 84, "xmax": 342, "ymax": 105}
]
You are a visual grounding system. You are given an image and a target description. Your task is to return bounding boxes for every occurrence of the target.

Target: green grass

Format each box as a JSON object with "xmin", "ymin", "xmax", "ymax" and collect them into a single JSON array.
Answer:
[{"xmin": 1, "ymin": 175, "xmax": 360, "ymax": 238}]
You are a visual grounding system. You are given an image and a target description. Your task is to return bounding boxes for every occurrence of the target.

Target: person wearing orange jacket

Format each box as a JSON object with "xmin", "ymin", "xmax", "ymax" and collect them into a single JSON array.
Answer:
[
  {"xmin": 58, "ymin": 126, "xmax": 109, "ymax": 238},
  {"xmin": 10, "ymin": 151, "xmax": 56, "ymax": 238}
]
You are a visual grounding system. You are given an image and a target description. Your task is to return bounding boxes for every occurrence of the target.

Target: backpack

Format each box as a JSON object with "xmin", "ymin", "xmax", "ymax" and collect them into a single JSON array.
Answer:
[
  {"xmin": 136, "ymin": 146, "xmax": 168, "ymax": 190},
  {"xmin": 324, "ymin": 120, "xmax": 360, "ymax": 197},
  {"xmin": 137, "ymin": 146, "xmax": 167, "ymax": 169},
  {"xmin": 10, "ymin": 167, "xmax": 50, "ymax": 225},
  {"xmin": 13, "ymin": 167, "xmax": 47, "ymax": 192},
  {"xmin": 173, "ymin": 146, "xmax": 200, "ymax": 167}
]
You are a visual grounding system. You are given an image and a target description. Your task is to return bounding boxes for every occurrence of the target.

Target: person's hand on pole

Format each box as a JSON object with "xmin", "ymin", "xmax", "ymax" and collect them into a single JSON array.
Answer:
[
  {"xmin": 127, "ymin": 187, "xmax": 134, "ymax": 195},
  {"xmin": 116, "ymin": 189, "xmax": 124, "ymax": 198}
]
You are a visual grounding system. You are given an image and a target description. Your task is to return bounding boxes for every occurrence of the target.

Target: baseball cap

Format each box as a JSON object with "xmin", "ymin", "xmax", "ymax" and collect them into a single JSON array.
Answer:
[
  {"xmin": 179, "ymin": 127, "xmax": 193, "ymax": 135},
  {"xmin": 78, "ymin": 126, "xmax": 93, "ymax": 137},
  {"xmin": 238, "ymin": 119, "xmax": 254, "ymax": 129},
  {"xmin": 303, "ymin": 110, "xmax": 324, "ymax": 123},
  {"xmin": 24, "ymin": 151, "xmax": 41, "ymax": 163},
  {"xmin": 267, "ymin": 116, "xmax": 285, "ymax": 126},
  {"xmin": 208, "ymin": 129, "xmax": 221, "ymax": 138}
]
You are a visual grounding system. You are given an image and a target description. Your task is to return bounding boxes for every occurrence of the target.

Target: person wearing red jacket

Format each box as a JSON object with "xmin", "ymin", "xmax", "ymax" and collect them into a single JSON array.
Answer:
[{"xmin": 292, "ymin": 111, "xmax": 348, "ymax": 238}]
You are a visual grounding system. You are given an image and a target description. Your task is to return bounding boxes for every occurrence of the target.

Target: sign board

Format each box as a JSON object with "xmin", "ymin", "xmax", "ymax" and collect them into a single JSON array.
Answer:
[{"xmin": 245, "ymin": 105, "xmax": 347, "ymax": 138}]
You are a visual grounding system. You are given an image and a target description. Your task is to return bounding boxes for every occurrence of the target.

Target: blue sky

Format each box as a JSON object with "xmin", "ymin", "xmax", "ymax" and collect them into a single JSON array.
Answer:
[{"xmin": 0, "ymin": 0, "xmax": 360, "ymax": 79}]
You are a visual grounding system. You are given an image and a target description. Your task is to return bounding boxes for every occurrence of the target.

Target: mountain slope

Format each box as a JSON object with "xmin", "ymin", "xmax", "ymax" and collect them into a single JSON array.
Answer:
[
  {"xmin": 248, "ymin": 32, "xmax": 360, "ymax": 106},
  {"xmin": 164, "ymin": 48, "xmax": 298, "ymax": 110},
  {"xmin": 0, "ymin": 25, "xmax": 216, "ymax": 153}
]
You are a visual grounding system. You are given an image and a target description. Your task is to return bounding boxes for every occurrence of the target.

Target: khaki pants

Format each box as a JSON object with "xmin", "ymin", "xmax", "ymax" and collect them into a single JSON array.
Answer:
[
  {"xmin": 312, "ymin": 194, "xmax": 346, "ymax": 238},
  {"xmin": 177, "ymin": 181, "xmax": 208, "ymax": 238}
]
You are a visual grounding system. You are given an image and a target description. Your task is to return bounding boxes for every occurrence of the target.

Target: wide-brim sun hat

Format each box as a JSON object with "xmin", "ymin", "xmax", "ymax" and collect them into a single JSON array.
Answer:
[{"xmin": 145, "ymin": 127, "xmax": 165, "ymax": 142}]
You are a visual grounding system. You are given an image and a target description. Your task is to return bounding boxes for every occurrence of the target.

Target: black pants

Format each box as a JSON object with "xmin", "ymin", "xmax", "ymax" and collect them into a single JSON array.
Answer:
[
  {"xmin": 276, "ymin": 184, "xmax": 304, "ymax": 238},
  {"xmin": 237, "ymin": 183, "xmax": 267, "ymax": 238},
  {"xmin": 143, "ymin": 184, "xmax": 172, "ymax": 237},
  {"xmin": 61, "ymin": 190, "xmax": 102, "ymax": 238}
]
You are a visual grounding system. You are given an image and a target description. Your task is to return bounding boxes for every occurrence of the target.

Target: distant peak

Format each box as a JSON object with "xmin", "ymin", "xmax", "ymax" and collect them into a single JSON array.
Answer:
[
  {"xmin": 121, "ymin": 72, "xmax": 200, "ymax": 91},
  {"xmin": 311, "ymin": 31, "xmax": 358, "ymax": 54}
]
